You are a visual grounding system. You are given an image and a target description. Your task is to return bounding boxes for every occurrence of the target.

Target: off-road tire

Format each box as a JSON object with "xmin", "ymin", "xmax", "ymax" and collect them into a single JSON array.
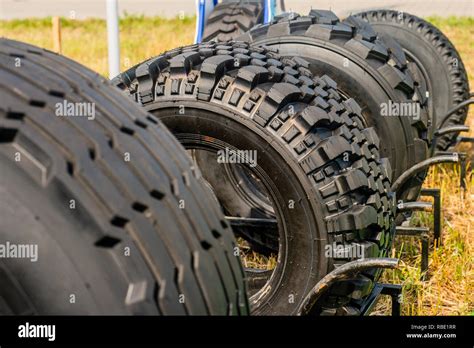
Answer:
[
  {"xmin": 113, "ymin": 41, "xmax": 396, "ymax": 315},
  {"xmin": 202, "ymin": 0, "xmax": 264, "ymax": 42},
  {"xmin": 237, "ymin": 10, "xmax": 431, "ymax": 202},
  {"xmin": 355, "ymin": 10, "xmax": 470, "ymax": 151},
  {"xmin": 0, "ymin": 38, "xmax": 248, "ymax": 315}
]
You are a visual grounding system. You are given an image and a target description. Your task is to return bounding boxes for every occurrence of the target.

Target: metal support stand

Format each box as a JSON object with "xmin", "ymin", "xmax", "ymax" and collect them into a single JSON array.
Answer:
[
  {"xmin": 396, "ymin": 190, "xmax": 442, "ymax": 278},
  {"xmin": 453, "ymin": 131, "xmax": 473, "ymax": 190},
  {"xmin": 396, "ymin": 194, "xmax": 439, "ymax": 278},
  {"xmin": 360, "ymin": 283, "xmax": 403, "ymax": 316},
  {"xmin": 296, "ymin": 258, "xmax": 399, "ymax": 316},
  {"xmin": 396, "ymin": 226, "xmax": 431, "ymax": 277},
  {"xmin": 437, "ymin": 99, "xmax": 474, "ymax": 131},
  {"xmin": 391, "ymin": 154, "xmax": 458, "ymax": 194},
  {"xmin": 457, "ymin": 136, "xmax": 474, "ymax": 144},
  {"xmin": 430, "ymin": 94, "xmax": 471, "ymax": 154},
  {"xmin": 459, "ymin": 152, "xmax": 468, "ymax": 190},
  {"xmin": 420, "ymin": 188, "xmax": 442, "ymax": 244},
  {"xmin": 435, "ymin": 152, "xmax": 468, "ymax": 190},
  {"xmin": 391, "ymin": 151, "xmax": 458, "ymax": 278},
  {"xmin": 381, "ymin": 284, "xmax": 403, "ymax": 316},
  {"xmin": 421, "ymin": 232, "xmax": 429, "ymax": 281}
]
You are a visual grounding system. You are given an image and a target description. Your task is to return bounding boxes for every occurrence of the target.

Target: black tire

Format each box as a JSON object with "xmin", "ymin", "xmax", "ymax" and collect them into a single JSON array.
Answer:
[
  {"xmin": 202, "ymin": 0, "xmax": 264, "ymax": 42},
  {"xmin": 0, "ymin": 38, "xmax": 248, "ymax": 315},
  {"xmin": 355, "ymin": 10, "xmax": 470, "ymax": 151},
  {"xmin": 237, "ymin": 10, "xmax": 431, "ymax": 202},
  {"xmin": 113, "ymin": 41, "xmax": 396, "ymax": 315}
]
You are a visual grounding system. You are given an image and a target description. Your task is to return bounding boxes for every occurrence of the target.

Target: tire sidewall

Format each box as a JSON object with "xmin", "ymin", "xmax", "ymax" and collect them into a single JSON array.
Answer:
[{"xmin": 149, "ymin": 100, "xmax": 329, "ymax": 315}]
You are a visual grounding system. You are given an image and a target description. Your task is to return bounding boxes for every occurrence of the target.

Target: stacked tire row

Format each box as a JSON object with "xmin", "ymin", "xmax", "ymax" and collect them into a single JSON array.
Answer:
[
  {"xmin": 164, "ymin": 6, "xmax": 467, "ymax": 314},
  {"xmin": 1, "ymin": 5, "xmax": 470, "ymax": 316},
  {"xmin": 113, "ymin": 41, "xmax": 396, "ymax": 315}
]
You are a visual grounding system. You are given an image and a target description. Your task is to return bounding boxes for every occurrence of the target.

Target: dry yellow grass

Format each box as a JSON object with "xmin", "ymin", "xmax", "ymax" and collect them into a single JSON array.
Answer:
[
  {"xmin": 0, "ymin": 15, "xmax": 472, "ymax": 315},
  {"xmin": 373, "ymin": 164, "xmax": 473, "ymax": 315},
  {"xmin": 238, "ymin": 238, "xmax": 277, "ymax": 270},
  {"xmin": 374, "ymin": 16, "xmax": 474, "ymax": 315},
  {"xmin": 0, "ymin": 16, "xmax": 195, "ymax": 76}
]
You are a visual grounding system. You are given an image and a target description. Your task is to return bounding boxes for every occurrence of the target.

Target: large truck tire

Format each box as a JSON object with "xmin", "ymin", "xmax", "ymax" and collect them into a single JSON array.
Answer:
[
  {"xmin": 0, "ymin": 38, "xmax": 248, "ymax": 315},
  {"xmin": 237, "ymin": 10, "xmax": 432, "ymax": 203},
  {"xmin": 202, "ymin": 0, "xmax": 264, "ymax": 42},
  {"xmin": 355, "ymin": 10, "xmax": 470, "ymax": 151},
  {"xmin": 113, "ymin": 41, "xmax": 396, "ymax": 315}
]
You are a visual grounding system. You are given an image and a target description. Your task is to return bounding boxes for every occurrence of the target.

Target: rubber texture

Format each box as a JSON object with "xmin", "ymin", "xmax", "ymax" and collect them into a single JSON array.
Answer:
[
  {"xmin": 355, "ymin": 10, "xmax": 470, "ymax": 151},
  {"xmin": 113, "ymin": 41, "xmax": 396, "ymax": 315},
  {"xmin": 202, "ymin": 0, "xmax": 264, "ymax": 42},
  {"xmin": 0, "ymin": 38, "xmax": 248, "ymax": 315},
  {"xmin": 237, "ymin": 10, "xmax": 431, "ymax": 202}
]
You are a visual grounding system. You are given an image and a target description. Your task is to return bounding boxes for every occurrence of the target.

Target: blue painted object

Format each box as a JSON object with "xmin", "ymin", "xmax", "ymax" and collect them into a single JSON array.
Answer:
[
  {"xmin": 263, "ymin": 0, "xmax": 277, "ymax": 24},
  {"xmin": 194, "ymin": 0, "xmax": 216, "ymax": 43},
  {"xmin": 195, "ymin": 0, "xmax": 278, "ymax": 43}
]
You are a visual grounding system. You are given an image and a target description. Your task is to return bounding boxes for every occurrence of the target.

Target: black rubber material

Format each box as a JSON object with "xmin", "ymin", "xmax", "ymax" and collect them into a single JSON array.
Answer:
[
  {"xmin": 0, "ymin": 38, "xmax": 248, "ymax": 315},
  {"xmin": 202, "ymin": 0, "xmax": 264, "ymax": 42},
  {"xmin": 237, "ymin": 10, "xmax": 431, "ymax": 202},
  {"xmin": 355, "ymin": 10, "xmax": 470, "ymax": 151},
  {"xmin": 113, "ymin": 41, "xmax": 396, "ymax": 315}
]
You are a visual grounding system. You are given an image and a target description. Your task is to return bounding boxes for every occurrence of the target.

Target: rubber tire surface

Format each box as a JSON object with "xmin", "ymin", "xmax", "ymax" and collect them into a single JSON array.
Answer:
[
  {"xmin": 202, "ymin": 0, "xmax": 264, "ymax": 42},
  {"xmin": 355, "ymin": 10, "xmax": 470, "ymax": 151},
  {"xmin": 113, "ymin": 41, "xmax": 396, "ymax": 315},
  {"xmin": 0, "ymin": 38, "xmax": 248, "ymax": 315},
  {"xmin": 237, "ymin": 10, "xmax": 431, "ymax": 202}
]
